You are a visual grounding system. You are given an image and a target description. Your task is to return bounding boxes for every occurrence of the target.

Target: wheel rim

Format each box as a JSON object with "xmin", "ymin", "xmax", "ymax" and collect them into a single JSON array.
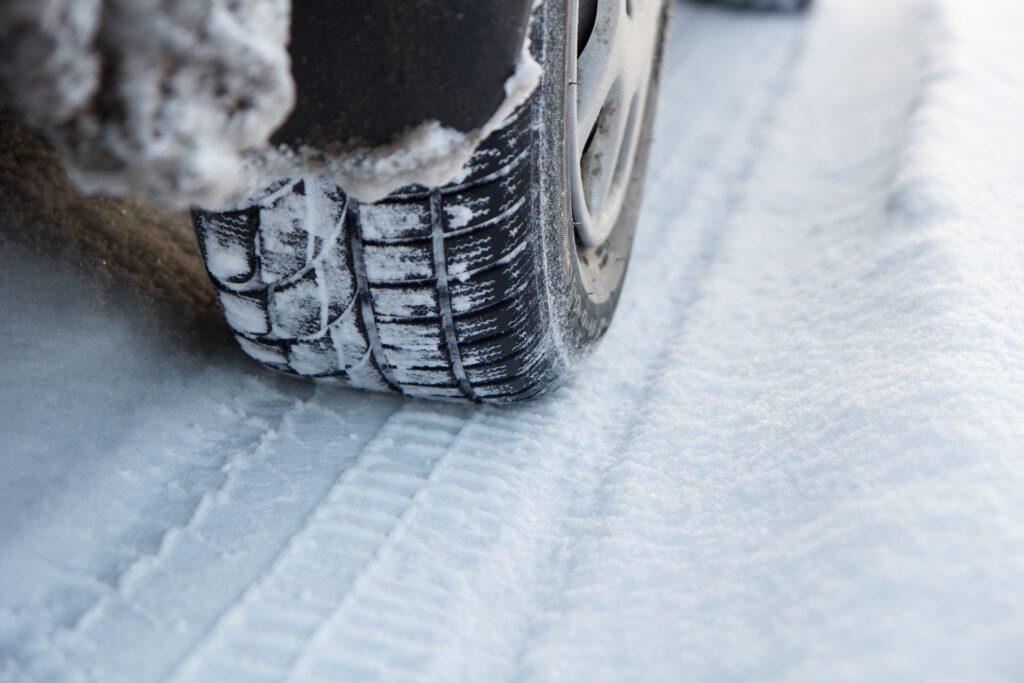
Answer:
[{"xmin": 568, "ymin": 0, "xmax": 664, "ymax": 248}]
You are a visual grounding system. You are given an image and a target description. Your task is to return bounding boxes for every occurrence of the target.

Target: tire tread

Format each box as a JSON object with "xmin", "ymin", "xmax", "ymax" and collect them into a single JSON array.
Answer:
[{"xmin": 193, "ymin": 96, "xmax": 554, "ymax": 402}]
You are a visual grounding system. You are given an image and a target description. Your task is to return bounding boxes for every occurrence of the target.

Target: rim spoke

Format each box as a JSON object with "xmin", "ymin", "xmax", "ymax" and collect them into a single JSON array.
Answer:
[
  {"xmin": 584, "ymin": 86, "xmax": 631, "ymax": 215},
  {"xmin": 575, "ymin": 0, "xmax": 626, "ymax": 150}
]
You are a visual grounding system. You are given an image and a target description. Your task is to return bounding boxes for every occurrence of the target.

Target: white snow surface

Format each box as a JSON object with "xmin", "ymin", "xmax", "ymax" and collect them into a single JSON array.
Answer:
[{"xmin": 2, "ymin": 1, "xmax": 1024, "ymax": 681}]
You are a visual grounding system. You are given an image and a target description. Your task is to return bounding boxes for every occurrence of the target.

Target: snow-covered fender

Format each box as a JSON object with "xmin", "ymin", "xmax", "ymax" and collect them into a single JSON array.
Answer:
[{"xmin": 273, "ymin": 0, "xmax": 536, "ymax": 150}]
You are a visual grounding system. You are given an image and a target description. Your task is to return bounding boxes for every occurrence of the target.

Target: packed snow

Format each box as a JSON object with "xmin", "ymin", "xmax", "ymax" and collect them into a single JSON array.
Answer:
[{"xmin": 2, "ymin": 0, "xmax": 1024, "ymax": 681}]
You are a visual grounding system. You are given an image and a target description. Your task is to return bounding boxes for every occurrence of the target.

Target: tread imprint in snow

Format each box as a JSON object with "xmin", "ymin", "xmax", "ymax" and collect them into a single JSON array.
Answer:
[{"xmin": 193, "ymin": 96, "xmax": 554, "ymax": 402}]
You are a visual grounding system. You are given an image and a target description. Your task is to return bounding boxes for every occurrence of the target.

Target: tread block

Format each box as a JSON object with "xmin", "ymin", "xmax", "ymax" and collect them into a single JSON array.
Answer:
[
  {"xmin": 258, "ymin": 184, "xmax": 310, "ymax": 285},
  {"xmin": 442, "ymin": 158, "xmax": 530, "ymax": 234},
  {"xmin": 194, "ymin": 208, "xmax": 258, "ymax": 285},
  {"xmin": 377, "ymin": 320, "xmax": 446, "ymax": 367},
  {"xmin": 464, "ymin": 342, "xmax": 547, "ymax": 385},
  {"xmin": 302, "ymin": 176, "xmax": 348, "ymax": 241},
  {"xmin": 236, "ymin": 335, "xmax": 287, "ymax": 366},
  {"xmin": 363, "ymin": 243, "xmax": 433, "ymax": 284},
  {"xmin": 454, "ymin": 292, "xmax": 539, "ymax": 346},
  {"xmin": 318, "ymin": 235, "xmax": 357, "ymax": 320},
  {"xmin": 460, "ymin": 321, "xmax": 545, "ymax": 368},
  {"xmin": 392, "ymin": 367, "xmax": 454, "ymax": 387},
  {"xmin": 268, "ymin": 268, "xmax": 323, "ymax": 338},
  {"xmin": 288, "ymin": 335, "xmax": 341, "ymax": 376},
  {"xmin": 380, "ymin": 345, "xmax": 448, "ymax": 373},
  {"xmin": 328, "ymin": 307, "xmax": 370, "ymax": 371},
  {"xmin": 359, "ymin": 201, "xmax": 432, "ymax": 242},
  {"xmin": 444, "ymin": 209, "xmax": 529, "ymax": 280},
  {"xmin": 494, "ymin": 377, "xmax": 557, "ymax": 403},
  {"xmin": 449, "ymin": 243, "xmax": 533, "ymax": 316},
  {"xmin": 218, "ymin": 290, "xmax": 270, "ymax": 335},
  {"xmin": 369, "ymin": 283, "xmax": 437, "ymax": 319},
  {"xmin": 345, "ymin": 352, "xmax": 392, "ymax": 392},
  {"xmin": 472, "ymin": 360, "xmax": 552, "ymax": 400}
]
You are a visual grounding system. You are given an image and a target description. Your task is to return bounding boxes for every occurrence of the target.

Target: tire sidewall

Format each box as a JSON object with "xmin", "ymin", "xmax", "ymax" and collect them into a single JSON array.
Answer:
[{"xmin": 531, "ymin": 0, "xmax": 670, "ymax": 373}]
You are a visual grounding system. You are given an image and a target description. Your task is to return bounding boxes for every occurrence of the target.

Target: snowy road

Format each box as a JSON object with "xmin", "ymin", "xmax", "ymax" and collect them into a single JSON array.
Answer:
[{"xmin": 3, "ymin": 1, "xmax": 1024, "ymax": 681}]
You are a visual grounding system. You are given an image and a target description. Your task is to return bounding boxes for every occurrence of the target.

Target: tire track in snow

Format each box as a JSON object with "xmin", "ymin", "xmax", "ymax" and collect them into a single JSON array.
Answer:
[
  {"xmin": 509, "ymin": 9, "xmax": 810, "ymax": 678},
  {"xmin": 513, "ymin": 2, "xmax": 989, "ymax": 679},
  {"xmin": 3, "ymin": 378, "xmax": 307, "ymax": 679},
  {"xmin": 286, "ymin": 408, "xmax": 576, "ymax": 682},
  {"xmin": 168, "ymin": 403, "xmax": 476, "ymax": 681},
  {"xmin": 18, "ymin": 383, "xmax": 403, "ymax": 683}
]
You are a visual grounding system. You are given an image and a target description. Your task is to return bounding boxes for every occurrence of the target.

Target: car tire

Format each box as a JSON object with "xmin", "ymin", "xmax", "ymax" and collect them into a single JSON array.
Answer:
[{"xmin": 193, "ymin": 0, "xmax": 670, "ymax": 402}]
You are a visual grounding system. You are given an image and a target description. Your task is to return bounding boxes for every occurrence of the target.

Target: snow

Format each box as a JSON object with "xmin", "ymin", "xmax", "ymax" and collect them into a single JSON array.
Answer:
[
  {"xmin": 205, "ymin": 244, "xmax": 249, "ymax": 283},
  {"xmin": 2, "ymin": 0, "xmax": 1024, "ymax": 681},
  {"xmin": 218, "ymin": 291, "xmax": 268, "ymax": 335},
  {"xmin": 0, "ymin": 0, "xmax": 295, "ymax": 210},
  {"xmin": 360, "ymin": 203, "xmax": 431, "ymax": 242},
  {"xmin": 444, "ymin": 205, "xmax": 478, "ymax": 230}
]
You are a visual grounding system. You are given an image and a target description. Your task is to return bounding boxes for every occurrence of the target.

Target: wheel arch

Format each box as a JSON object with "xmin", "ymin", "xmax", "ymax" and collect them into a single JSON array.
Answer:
[{"xmin": 274, "ymin": 0, "xmax": 536, "ymax": 150}]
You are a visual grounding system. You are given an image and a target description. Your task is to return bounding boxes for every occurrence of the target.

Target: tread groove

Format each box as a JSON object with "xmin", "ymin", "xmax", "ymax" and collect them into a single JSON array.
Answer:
[
  {"xmin": 349, "ymin": 203, "xmax": 403, "ymax": 391},
  {"xmin": 430, "ymin": 189, "xmax": 478, "ymax": 402}
]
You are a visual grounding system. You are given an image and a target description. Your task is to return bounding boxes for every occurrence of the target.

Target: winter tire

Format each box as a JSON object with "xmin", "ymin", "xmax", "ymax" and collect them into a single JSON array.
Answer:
[{"xmin": 193, "ymin": 0, "xmax": 670, "ymax": 402}]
